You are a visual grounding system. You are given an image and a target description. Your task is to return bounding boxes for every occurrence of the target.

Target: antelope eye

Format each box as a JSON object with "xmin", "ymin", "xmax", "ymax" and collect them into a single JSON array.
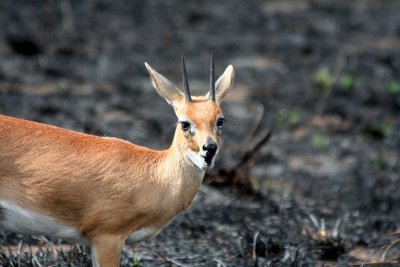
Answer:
[
  {"xmin": 180, "ymin": 121, "xmax": 191, "ymax": 131},
  {"xmin": 216, "ymin": 118, "xmax": 225, "ymax": 129}
]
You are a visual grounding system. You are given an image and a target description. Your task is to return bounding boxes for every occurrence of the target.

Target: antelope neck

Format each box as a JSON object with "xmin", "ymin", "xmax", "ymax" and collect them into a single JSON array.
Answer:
[{"xmin": 164, "ymin": 128, "xmax": 205, "ymax": 179}]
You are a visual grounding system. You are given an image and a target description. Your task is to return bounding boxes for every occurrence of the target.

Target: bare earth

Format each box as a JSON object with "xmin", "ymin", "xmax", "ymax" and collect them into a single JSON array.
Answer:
[{"xmin": 0, "ymin": 1, "xmax": 399, "ymax": 266}]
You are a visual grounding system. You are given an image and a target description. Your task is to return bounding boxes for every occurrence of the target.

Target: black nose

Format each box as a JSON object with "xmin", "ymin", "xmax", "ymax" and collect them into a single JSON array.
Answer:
[{"xmin": 202, "ymin": 143, "xmax": 218, "ymax": 156}]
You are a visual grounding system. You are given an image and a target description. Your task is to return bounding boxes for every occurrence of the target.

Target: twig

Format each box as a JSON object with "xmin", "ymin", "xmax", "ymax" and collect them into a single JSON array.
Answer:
[
  {"xmin": 28, "ymin": 244, "xmax": 34, "ymax": 266},
  {"xmin": 332, "ymin": 219, "xmax": 342, "ymax": 239},
  {"xmin": 349, "ymin": 260, "xmax": 400, "ymax": 266},
  {"xmin": 17, "ymin": 240, "xmax": 22, "ymax": 267},
  {"xmin": 214, "ymin": 259, "xmax": 227, "ymax": 267},
  {"xmin": 232, "ymin": 130, "xmax": 272, "ymax": 185},
  {"xmin": 235, "ymin": 129, "xmax": 272, "ymax": 172},
  {"xmin": 6, "ymin": 245, "xmax": 14, "ymax": 266},
  {"xmin": 205, "ymin": 127, "xmax": 272, "ymax": 190},
  {"xmin": 381, "ymin": 238, "xmax": 400, "ymax": 261},
  {"xmin": 159, "ymin": 256, "xmax": 191, "ymax": 267},
  {"xmin": 306, "ymin": 213, "xmax": 320, "ymax": 229},
  {"xmin": 252, "ymin": 231, "xmax": 260, "ymax": 261},
  {"xmin": 32, "ymin": 254, "xmax": 42, "ymax": 267}
]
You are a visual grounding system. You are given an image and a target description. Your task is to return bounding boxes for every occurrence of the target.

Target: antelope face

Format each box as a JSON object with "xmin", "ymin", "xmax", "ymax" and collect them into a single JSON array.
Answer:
[
  {"xmin": 175, "ymin": 98, "xmax": 225, "ymax": 170},
  {"xmin": 145, "ymin": 56, "xmax": 235, "ymax": 171}
]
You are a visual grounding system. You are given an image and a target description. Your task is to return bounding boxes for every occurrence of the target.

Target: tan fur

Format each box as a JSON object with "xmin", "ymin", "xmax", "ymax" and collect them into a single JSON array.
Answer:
[{"xmin": 0, "ymin": 62, "xmax": 234, "ymax": 267}]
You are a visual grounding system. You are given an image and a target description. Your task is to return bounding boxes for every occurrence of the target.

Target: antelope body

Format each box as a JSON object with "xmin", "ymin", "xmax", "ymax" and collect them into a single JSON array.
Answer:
[{"xmin": 0, "ymin": 57, "xmax": 234, "ymax": 266}]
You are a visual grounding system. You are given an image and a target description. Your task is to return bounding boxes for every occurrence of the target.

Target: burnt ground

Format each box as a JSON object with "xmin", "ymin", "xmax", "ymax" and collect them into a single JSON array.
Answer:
[{"xmin": 0, "ymin": 0, "xmax": 400, "ymax": 266}]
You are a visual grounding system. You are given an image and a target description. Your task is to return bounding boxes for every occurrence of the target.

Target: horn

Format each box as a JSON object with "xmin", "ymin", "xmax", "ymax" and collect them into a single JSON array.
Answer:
[
  {"xmin": 182, "ymin": 55, "xmax": 192, "ymax": 102},
  {"xmin": 210, "ymin": 55, "xmax": 216, "ymax": 101}
]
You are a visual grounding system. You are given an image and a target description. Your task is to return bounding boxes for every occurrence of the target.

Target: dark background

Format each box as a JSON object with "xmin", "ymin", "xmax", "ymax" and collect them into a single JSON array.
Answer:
[{"xmin": 0, "ymin": 0, "xmax": 399, "ymax": 266}]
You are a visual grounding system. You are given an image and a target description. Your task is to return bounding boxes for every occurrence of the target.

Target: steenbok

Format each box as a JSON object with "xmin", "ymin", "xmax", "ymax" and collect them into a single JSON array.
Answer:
[{"xmin": 0, "ymin": 56, "xmax": 235, "ymax": 266}]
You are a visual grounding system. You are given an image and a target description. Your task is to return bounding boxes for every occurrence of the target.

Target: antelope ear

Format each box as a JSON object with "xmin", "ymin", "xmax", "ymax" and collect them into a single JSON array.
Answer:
[
  {"xmin": 210, "ymin": 65, "xmax": 235, "ymax": 104},
  {"xmin": 145, "ymin": 62, "xmax": 183, "ymax": 107}
]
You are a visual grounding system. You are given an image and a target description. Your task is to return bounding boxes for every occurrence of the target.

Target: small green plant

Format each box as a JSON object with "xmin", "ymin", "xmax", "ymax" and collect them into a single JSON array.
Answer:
[
  {"xmin": 393, "ymin": 0, "xmax": 400, "ymax": 8},
  {"xmin": 312, "ymin": 67, "xmax": 332, "ymax": 90},
  {"xmin": 274, "ymin": 110, "xmax": 300, "ymax": 125},
  {"xmin": 339, "ymin": 73, "xmax": 354, "ymax": 91},
  {"xmin": 274, "ymin": 111, "xmax": 287, "ymax": 124},
  {"xmin": 371, "ymin": 155, "xmax": 386, "ymax": 170},
  {"xmin": 131, "ymin": 256, "xmax": 141, "ymax": 267},
  {"xmin": 385, "ymin": 81, "xmax": 400, "ymax": 94},
  {"xmin": 312, "ymin": 132, "xmax": 328, "ymax": 150},
  {"xmin": 368, "ymin": 122, "xmax": 393, "ymax": 138},
  {"xmin": 287, "ymin": 110, "xmax": 300, "ymax": 124}
]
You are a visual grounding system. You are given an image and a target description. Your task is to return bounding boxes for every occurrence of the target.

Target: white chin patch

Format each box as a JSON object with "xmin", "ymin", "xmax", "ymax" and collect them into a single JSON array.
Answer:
[
  {"xmin": 187, "ymin": 151, "xmax": 208, "ymax": 171},
  {"xmin": 187, "ymin": 151, "xmax": 215, "ymax": 171}
]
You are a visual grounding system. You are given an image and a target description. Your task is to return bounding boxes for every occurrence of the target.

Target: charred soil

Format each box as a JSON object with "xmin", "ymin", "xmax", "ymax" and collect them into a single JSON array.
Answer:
[{"xmin": 0, "ymin": 0, "xmax": 400, "ymax": 266}]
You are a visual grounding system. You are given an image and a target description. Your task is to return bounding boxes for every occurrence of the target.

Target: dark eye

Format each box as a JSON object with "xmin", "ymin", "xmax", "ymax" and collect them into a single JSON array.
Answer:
[
  {"xmin": 180, "ymin": 121, "xmax": 191, "ymax": 131},
  {"xmin": 216, "ymin": 118, "xmax": 225, "ymax": 129}
]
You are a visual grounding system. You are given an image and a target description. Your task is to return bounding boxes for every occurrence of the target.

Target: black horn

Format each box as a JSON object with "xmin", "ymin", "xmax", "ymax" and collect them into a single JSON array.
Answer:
[
  {"xmin": 210, "ymin": 55, "xmax": 216, "ymax": 102},
  {"xmin": 182, "ymin": 55, "xmax": 192, "ymax": 102}
]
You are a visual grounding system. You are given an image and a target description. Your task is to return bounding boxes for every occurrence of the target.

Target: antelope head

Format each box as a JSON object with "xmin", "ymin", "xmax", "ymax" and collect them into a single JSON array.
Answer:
[{"xmin": 145, "ymin": 56, "xmax": 235, "ymax": 171}]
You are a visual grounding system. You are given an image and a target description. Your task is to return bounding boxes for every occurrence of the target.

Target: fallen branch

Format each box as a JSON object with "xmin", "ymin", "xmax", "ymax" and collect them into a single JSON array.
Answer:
[{"xmin": 205, "ymin": 129, "xmax": 272, "ymax": 192}]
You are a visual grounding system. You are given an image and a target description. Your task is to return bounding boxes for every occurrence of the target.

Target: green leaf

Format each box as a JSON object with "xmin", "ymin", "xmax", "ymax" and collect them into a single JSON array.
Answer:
[
  {"xmin": 386, "ymin": 81, "xmax": 400, "ymax": 94},
  {"xmin": 339, "ymin": 74, "xmax": 354, "ymax": 90},
  {"xmin": 312, "ymin": 68, "xmax": 332, "ymax": 90}
]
